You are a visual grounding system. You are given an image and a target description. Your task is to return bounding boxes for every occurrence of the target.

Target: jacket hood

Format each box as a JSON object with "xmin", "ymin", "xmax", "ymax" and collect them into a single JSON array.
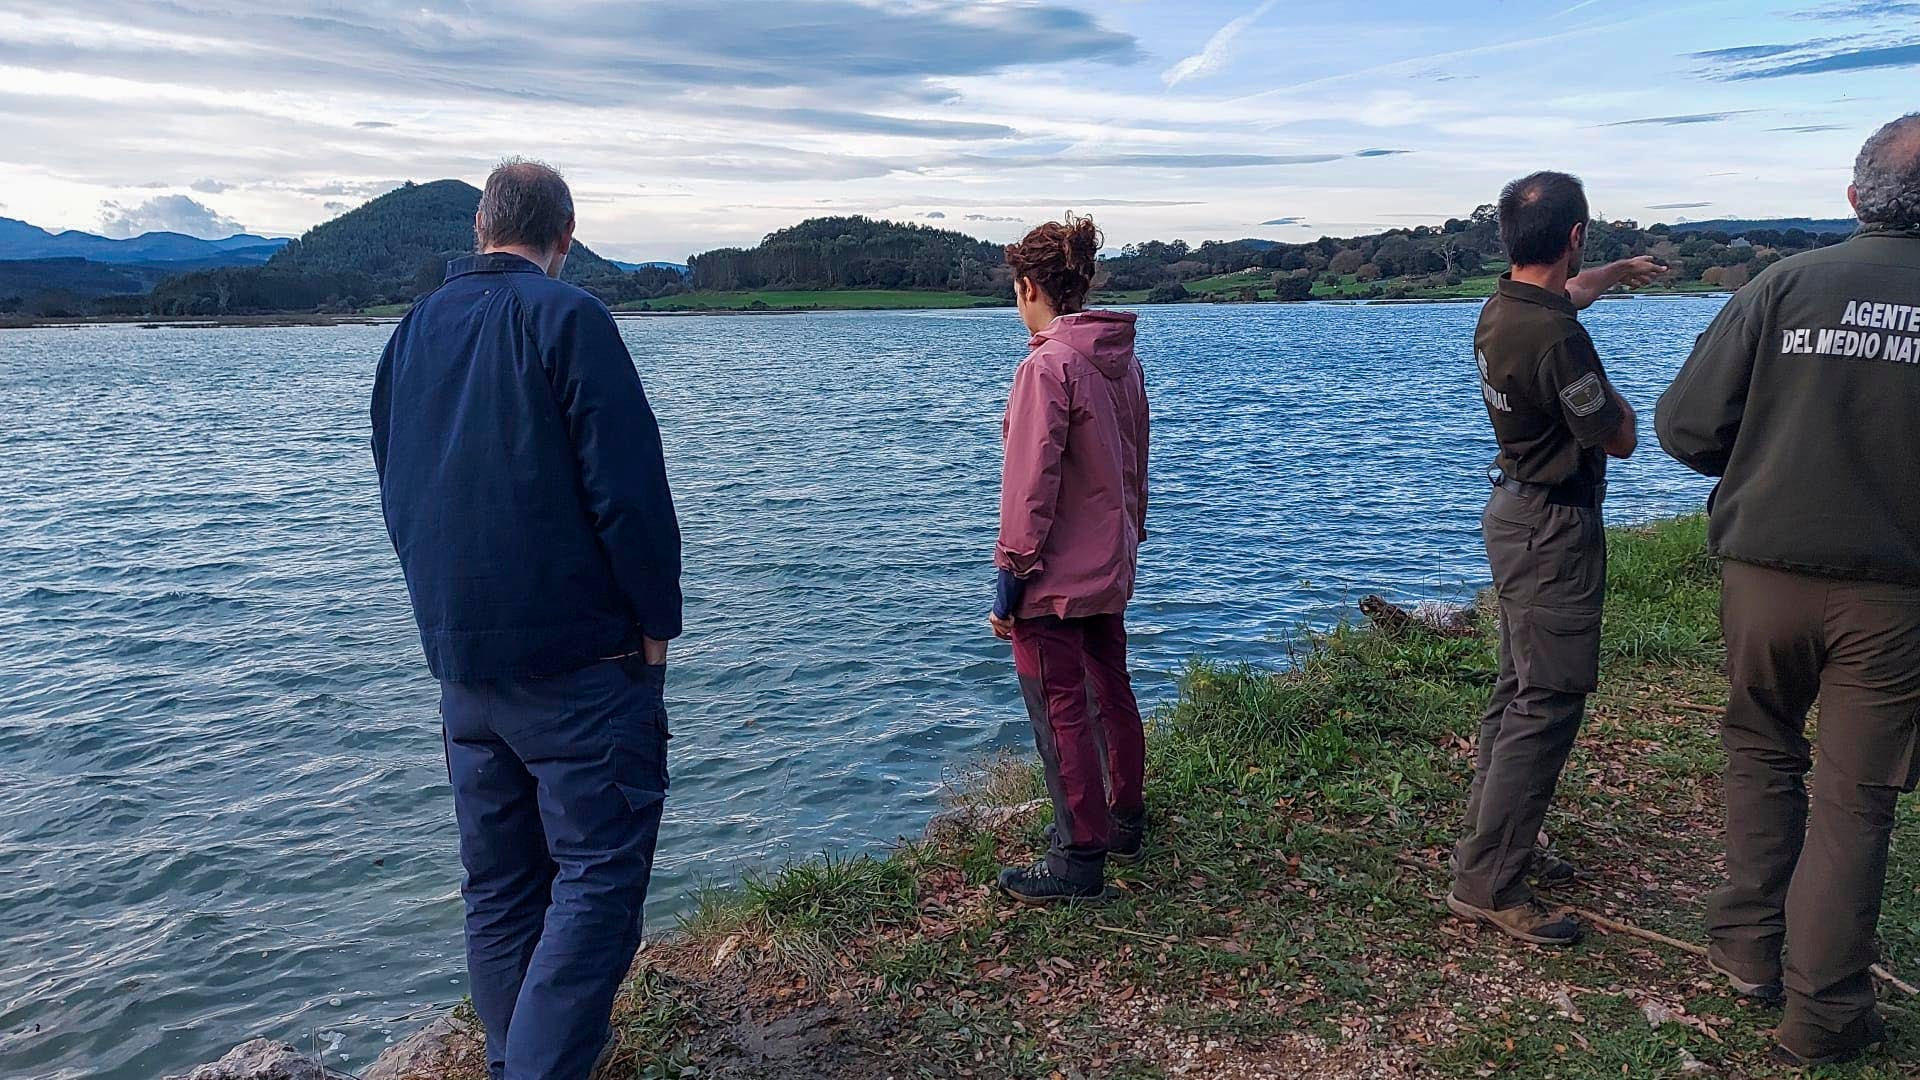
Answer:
[{"xmin": 1034, "ymin": 310, "xmax": 1138, "ymax": 379}]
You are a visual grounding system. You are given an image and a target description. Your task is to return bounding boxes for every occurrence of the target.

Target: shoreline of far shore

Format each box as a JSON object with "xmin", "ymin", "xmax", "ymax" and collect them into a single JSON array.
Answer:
[{"xmin": 0, "ymin": 287, "xmax": 1730, "ymax": 332}]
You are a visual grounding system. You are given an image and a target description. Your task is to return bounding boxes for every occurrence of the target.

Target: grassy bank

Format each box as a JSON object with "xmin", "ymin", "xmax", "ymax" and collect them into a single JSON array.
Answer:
[{"xmin": 413, "ymin": 516, "xmax": 1920, "ymax": 1078}]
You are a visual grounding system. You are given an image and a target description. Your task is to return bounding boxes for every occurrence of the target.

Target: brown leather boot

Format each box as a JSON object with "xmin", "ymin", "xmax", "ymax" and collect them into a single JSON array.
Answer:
[{"xmin": 1446, "ymin": 892, "xmax": 1581, "ymax": 945}]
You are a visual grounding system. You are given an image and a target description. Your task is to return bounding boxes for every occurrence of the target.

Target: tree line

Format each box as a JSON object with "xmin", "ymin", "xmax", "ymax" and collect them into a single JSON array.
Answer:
[
  {"xmin": 687, "ymin": 216, "xmax": 1008, "ymax": 295},
  {"xmin": 1102, "ymin": 205, "xmax": 1852, "ymax": 303},
  {"xmin": 0, "ymin": 198, "xmax": 1859, "ymax": 319}
]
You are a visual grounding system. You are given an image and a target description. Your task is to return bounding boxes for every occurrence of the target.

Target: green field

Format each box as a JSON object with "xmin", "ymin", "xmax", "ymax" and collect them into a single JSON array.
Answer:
[{"xmin": 618, "ymin": 289, "xmax": 1008, "ymax": 313}]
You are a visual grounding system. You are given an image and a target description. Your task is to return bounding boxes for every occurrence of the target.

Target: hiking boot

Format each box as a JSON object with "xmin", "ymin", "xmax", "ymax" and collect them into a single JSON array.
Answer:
[
  {"xmin": 1446, "ymin": 892, "xmax": 1582, "ymax": 946},
  {"xmin": 1708, "ymin": 956, "xmax": 1785, "ymax": 1008},
  {"xmin": 998, "ymin": 862, "xmax": 1106, "ymax": 906},
  {"xmin": 1109, "ymin": 814, "xmax": 1148, "ymax": 867},
  {"xmin": 1529, "ymin": 848, "xmax": 1580, "ymax": 889},
  {"xmin": 1446, "ymin": 846, "xmax": 1578, "ymax": 887},
  {"xmin": 1772, "ymin": 1012, "xmax": 1887, "ymax": 1069}
]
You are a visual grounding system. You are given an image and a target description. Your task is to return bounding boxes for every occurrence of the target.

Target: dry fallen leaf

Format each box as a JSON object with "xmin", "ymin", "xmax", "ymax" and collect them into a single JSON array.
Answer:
[{"xmin": 711, "ymin": 934, "xmax": 743, "ymax": 970}]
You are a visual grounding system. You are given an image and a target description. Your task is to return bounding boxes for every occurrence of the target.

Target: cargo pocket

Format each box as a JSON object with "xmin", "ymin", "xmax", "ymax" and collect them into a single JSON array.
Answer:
[
  {"xmin": 611, "ymin": 659, "xmax": 671, "ymax": 808},
  {"xmin": 1815, "ymin": 713, "xmax": 1920, "ymax": 793},
  {"xmin": 1515, "ymin": 606, "xmax": 1603, "ymax": 695},
  {"xmin": 1897, "ymin": 723, "xmax": 1920, "ymax": 795}
]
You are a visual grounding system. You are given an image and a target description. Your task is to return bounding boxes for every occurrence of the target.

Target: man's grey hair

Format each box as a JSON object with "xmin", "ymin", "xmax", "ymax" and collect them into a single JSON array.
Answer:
[
  {"xmin": 1854, "ymin": 114, "xmax": 1920, "ymax": 228},
  {"xmin": 476, "ymin": 157, "xmax": 574, "ymax": 251}
]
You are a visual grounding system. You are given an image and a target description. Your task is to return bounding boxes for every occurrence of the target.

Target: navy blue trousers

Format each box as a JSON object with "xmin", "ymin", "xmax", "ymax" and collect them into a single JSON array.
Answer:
[{"xmin": 441, "ymin": 656, "xmax": 669, "ymax": 1080}]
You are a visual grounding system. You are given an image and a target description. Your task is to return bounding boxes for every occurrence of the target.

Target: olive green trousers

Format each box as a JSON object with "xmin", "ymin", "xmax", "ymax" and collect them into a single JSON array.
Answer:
[
  {"xmin": 1707, "ymin": 560, "xmax": 1920, "ymax": 1057},
  {"xmin": 1454, "ymin": 485, "xmax": 1605, "ymax": 912}
]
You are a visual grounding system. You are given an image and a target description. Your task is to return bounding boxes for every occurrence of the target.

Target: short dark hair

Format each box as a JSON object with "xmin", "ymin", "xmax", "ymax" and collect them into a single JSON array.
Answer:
[
  {"xmin": 1854, "ymin": 113, "xmax": 1920, "ymax": 228},
  {"xmin": 1497, "ymin": 171, "xmax": 1589, "ymax": 267},
  {"xmin": 476, "ymin": 158, "xmax": 574, "ymax": 252}
]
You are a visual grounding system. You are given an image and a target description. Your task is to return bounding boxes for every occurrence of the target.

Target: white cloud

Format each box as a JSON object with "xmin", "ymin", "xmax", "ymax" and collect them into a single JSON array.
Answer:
[
  {"xmin": 96, "ymin": 194, "xmax": 245, "ymax": 238},
  {"xmin": 1161, "ymin": 0, "xmax": 1279, "ymax": 87},
  {"xmin": 0, "ymin": 1, "xmax": 1883, "ymax": 257}
]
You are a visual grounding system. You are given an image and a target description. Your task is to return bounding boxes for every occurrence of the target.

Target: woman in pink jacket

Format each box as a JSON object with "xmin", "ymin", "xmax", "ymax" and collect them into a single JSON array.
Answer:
[{"xmin": 989, "ymin": 215, "xmax": 1150, "ymax": 904}]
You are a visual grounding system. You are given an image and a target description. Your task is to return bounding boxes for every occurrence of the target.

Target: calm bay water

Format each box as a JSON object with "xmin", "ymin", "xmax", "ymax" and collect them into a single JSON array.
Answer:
[{"xmin": 0, "ymin": 299, "xmax": 1723, "ymax": 1079}]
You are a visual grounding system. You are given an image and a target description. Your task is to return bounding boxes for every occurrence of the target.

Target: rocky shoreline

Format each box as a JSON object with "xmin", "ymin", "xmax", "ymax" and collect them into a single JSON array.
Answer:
[{"xmin": 169, "ymin": 1011, "xmax": 480, "ymax": 1080}]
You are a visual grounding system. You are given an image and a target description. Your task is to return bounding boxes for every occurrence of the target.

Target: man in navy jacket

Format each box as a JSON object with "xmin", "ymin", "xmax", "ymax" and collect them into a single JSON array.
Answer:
[{"xmin": 372, "ymin": 158, "xmax": 682, "ymax": 1080}]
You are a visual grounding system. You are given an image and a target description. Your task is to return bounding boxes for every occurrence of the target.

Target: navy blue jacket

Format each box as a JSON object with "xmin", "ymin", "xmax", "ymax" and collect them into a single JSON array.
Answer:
[{"xmin": 372, "ymin": 252, "xmax": 682, "ymax": 681}]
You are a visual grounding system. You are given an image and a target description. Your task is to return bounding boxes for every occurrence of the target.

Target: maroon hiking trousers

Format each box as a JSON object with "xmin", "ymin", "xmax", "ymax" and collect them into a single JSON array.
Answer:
[{"xmin": 1011, "ymin": 613, "xmax": 1147, "ymax": 885}]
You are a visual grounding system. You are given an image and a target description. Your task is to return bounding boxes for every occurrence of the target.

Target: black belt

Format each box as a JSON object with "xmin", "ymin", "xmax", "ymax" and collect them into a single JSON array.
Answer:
[{"xmin": 1492, "ymin": 472, "xmax": 1602, "ymax": 509}]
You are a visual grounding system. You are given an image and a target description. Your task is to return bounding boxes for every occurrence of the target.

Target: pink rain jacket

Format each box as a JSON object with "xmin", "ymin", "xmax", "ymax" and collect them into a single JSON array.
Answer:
[{"xmin": 995, "ymin": 310, "xmax": 1150, "ymax": 620}]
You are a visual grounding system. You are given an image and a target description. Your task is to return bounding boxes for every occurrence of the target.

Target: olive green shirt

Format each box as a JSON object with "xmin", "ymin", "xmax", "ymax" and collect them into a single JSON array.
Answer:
[
  {"xmin": 1475, "ymin": 275, "xmax": 1624, "ymax": 487},
  {"xmin": 1657, "ymin": 224, "xmax": 1920, "ymax": 584}
]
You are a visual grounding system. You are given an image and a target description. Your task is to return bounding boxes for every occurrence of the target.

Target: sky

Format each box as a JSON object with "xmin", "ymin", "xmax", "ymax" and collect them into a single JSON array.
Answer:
[{"xmin": 1, "ymin": 0, "xmax": 1915, "ymax": 261}]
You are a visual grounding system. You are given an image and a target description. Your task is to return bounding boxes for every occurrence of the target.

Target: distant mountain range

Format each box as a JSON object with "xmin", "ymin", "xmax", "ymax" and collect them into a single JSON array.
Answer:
[
  {"xmin": 0, "ymin": 216, "xmax": 288, "ymax": 264},
  {"xmin": 1665, "ymin": 217, "xmax": 1857, "ymax": 236},
  {"xmin": 0, "ymin": 193, "xmax": 1865, "ymax": 320}
]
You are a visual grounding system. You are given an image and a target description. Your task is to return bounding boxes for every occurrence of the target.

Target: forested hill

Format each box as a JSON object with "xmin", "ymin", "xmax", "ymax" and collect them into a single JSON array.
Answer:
[
  {"xmin": 1667, "ymin": 217, "xmax": 1857, "ymax": 235},
  {"xmin": 688, "ymin": 216, "xmax": 1006, "ymax": 293},
  {"xmin": 1099, "ymin": 206, "xmax": 1857, "ymax": 303},
  {"xmin": 266, "ymin": 180, "xmax": 625, "ymax": 286},
  {"xmin": 144, "ymin": 180, "xmax": 657, "ymax": 316}
]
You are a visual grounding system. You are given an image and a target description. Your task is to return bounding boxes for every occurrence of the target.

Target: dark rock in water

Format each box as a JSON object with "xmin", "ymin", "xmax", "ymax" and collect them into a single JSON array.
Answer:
[
  {"xmin": 923, "ymin": 797, "xmax": 1046, "ymax": 842},
  {"xmin": 1359, "ymin": 595, "xmax": 1479, "ymax": 638},
  {"xmin": 167, "ymin": 1039, "xmax": 351, "ymax": 1080},
  {"xmin": 1359, "ymin": 595, "xmax": 1418, "ymax": 636}
]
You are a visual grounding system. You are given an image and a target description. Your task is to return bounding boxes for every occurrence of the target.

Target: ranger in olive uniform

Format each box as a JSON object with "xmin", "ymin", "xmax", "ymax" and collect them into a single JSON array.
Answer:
[
  {"xmin": 1658, "ymin": 114, "xmax": 1920, "ymax": 1068},
  {"xmin": 1451, "ymin": 172, "xmax": 1653, "ymax": 946}
]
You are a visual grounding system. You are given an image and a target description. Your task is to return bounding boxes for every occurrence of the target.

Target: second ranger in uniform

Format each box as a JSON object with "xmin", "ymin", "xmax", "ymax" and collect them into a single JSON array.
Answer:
[
  {"xmin": 1658, "ymin": 113, "xmax": 1920, "ymax": 1068},
  {"xmin": 1452, "ymin": 171, "xmax": 1659, "ymax": 945}
]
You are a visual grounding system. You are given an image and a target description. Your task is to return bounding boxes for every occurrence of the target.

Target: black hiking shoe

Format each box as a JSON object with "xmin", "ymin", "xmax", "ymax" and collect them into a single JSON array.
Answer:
[
  {"xmin": 1109, "ymin": 815, "xmax": 1148, "ymax": 867},
  {"xmin": 1446, "ymin": 893, "xmax": 1582, "ymax": 946},
  {"xmin": 997, "ymin": 862, "xmax": 1106, "ymax": 906}
]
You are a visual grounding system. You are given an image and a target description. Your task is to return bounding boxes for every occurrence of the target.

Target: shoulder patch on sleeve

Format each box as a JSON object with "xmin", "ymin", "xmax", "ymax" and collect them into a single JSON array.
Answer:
[{"xmin": 1560, "ymin": 372, "xmax": 1607, "ymax": 417}]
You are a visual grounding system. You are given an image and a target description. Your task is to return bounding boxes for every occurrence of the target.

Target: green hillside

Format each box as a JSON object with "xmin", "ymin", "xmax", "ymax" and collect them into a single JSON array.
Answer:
[
  {"xmin": 1096, "ymin": 210, "xmax": 1850, "ymax": 306},
  {"xmin": 689, "ymin": 216, "xmax": 1007, "ymax": 295},
  {"xmin": 145, "ymin": 180, "xmax": 633, "ymax": 316},
  {"xmin": 267, "ymin": 180, "xmax": 625, "ymax": 288}
]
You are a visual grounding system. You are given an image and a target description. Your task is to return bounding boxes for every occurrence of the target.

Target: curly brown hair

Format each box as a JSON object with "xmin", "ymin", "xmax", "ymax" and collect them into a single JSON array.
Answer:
[{"xmin": 1004, "ymin": 214, "xmax": 1102, "ymax": 313}]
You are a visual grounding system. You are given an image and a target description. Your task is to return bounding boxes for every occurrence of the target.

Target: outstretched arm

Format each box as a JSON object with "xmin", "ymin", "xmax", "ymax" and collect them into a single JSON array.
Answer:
[{"xmin": 1568, "ymin": 256, "xmax": 1667, "ymax": 310}]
